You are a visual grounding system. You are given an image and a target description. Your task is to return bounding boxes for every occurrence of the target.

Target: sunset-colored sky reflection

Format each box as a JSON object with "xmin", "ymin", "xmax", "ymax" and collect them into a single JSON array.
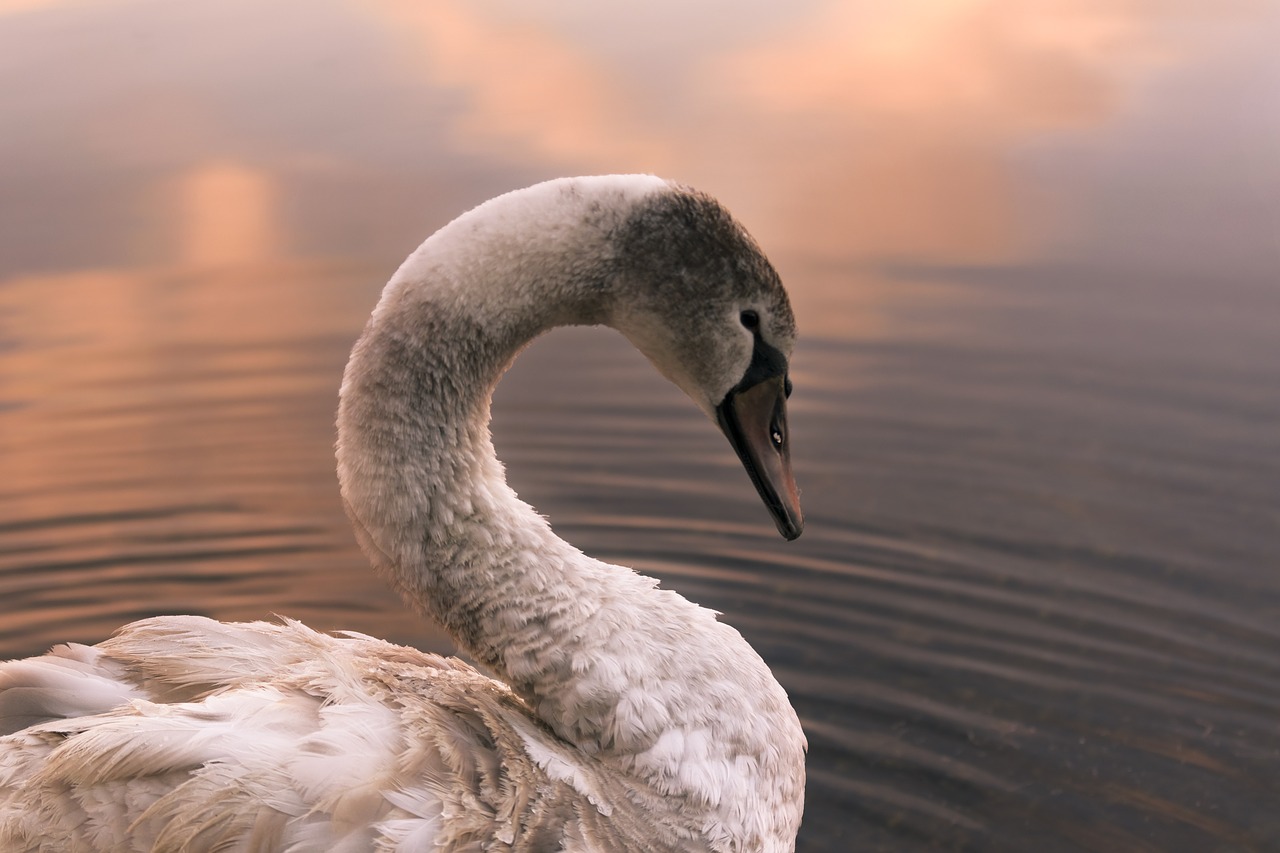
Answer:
[
  {"xmin": 0, "ymin": 0, "xmax": 1274, "ymax": 332},
  {"xmin": 172, "ymin": 162, "xmax": 282, "ymax": 266},
  {"xmin": 363, "ymin": 0, "xmax": 1274, "ymax": 270}
]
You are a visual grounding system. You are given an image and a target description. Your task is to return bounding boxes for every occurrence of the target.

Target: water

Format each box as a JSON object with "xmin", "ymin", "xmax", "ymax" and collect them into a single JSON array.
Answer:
[
  {"xmin": 4, "ymin": 259, "xmax": 1277, "ymax": 850},
  {"xmin": 2, "ymin": 2, "xmax": 1279, "ymax": 850}
]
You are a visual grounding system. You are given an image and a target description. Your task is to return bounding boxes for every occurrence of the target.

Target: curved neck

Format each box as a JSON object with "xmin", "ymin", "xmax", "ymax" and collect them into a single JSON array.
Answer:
[
  {"xmin": 337, "ymin": 178, "xmax": 672, "ymax": 721},
  {"xmin": 337, "ymin": 182, "xmax": 628, "ymax": 677},
  {"xmin": 335, "ymin": 177, "xmax": 805, "ymax": 851}
]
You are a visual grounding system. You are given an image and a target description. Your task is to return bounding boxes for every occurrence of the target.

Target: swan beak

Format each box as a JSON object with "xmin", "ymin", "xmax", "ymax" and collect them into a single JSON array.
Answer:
[{"xmin": 716, "ymin": 375, "xmax": 804, "ymax": 540}]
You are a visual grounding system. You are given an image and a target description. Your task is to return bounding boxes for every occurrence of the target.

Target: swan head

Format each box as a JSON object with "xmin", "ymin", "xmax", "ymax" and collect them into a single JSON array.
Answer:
[{"xmin": 612, "ymin": 184, "xmax": 803, "ymax": 540}]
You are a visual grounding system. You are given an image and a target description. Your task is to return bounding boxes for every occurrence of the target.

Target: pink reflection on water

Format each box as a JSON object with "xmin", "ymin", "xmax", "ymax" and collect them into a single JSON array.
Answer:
[
  {"xmin": 171, "ymin": 162, "xmax": 283, "ymax": 266},
  {"xmin": 0, "ymin": 262, "xmax": 450, "ymax": 659}
]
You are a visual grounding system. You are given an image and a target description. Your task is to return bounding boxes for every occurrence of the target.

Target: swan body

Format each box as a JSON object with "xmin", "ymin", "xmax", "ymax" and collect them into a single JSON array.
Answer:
[{"xmin": 0, "ymin": 176, "xmax": 807, "ymax": 851}]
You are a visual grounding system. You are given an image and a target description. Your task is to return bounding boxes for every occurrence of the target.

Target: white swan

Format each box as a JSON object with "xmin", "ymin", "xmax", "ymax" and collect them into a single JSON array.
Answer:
[{"xmin": 0, "ymin": 176, "xmax": 807, "ymax": 852}]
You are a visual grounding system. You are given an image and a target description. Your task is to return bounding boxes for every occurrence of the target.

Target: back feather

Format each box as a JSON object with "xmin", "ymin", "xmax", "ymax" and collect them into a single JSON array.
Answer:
[{"xmin": 1, "ymin": 616, "xmax": 710, "ymax": 852}]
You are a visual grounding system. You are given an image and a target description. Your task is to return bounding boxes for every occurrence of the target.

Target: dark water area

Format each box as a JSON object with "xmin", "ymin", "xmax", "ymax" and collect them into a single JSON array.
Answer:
[
  {"xmin": 2, "ymin": 1, "xmax": 1279, "ymax": 850},
  {"xmin": 769, "ymin": 269, "xmax": 1280, "ymax": 851}
]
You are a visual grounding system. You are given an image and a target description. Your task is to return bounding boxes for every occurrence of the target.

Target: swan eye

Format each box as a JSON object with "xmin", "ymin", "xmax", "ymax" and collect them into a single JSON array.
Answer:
[
  {"xmin": 740, "ymin": 310, "xmax": 760, "ymax": 330},
  {"xmin": 770, "ymin": 419, "xmax": 784, "ymax": 449},
  {"xmin": 784, "ymin": 376, "xmax": 793, "ymax": 399}
]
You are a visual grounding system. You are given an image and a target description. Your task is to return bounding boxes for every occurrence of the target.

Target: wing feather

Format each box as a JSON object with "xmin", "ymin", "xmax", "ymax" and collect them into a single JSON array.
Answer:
[{"xmin": 2, "ymin": 616, "xmax": 706, "ymax": 851}]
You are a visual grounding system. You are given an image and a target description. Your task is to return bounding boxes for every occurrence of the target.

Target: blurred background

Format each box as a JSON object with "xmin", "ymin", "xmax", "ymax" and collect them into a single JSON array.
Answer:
[{"xmin": 1, "ymin": 1, "xmax": 1278, "ymax": 850}]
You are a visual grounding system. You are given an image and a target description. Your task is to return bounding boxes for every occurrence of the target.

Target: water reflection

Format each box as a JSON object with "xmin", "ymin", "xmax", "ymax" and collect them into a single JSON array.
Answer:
[
  {"xmin": 0, "ymin": 263, "xmax": 442, "ymax": 659},
  {"xmin": 173, "ymin": 162, "xmax": 283, "ymax": 265},
  {"xmin": 1, "ymin": 0, "xmax": 1278, "ymax": 850}
]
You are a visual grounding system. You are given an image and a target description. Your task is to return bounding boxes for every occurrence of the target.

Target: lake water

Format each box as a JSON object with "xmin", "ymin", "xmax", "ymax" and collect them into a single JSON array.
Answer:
[{"xmin": 1, "ymin": 2, "xmax": 1278, "ymax": 851}]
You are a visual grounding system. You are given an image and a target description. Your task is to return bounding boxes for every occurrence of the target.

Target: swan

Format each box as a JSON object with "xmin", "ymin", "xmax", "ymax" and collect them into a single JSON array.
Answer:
[{"xmin": 0, "ymin": 175, "xmax": 807, "ymax": 852}]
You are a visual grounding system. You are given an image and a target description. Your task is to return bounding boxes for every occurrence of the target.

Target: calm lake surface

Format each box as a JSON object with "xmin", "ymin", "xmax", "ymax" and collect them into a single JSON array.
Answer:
[{"xmin": 2, "ymin": 2, "xmax": 1278, "ymax": 850}]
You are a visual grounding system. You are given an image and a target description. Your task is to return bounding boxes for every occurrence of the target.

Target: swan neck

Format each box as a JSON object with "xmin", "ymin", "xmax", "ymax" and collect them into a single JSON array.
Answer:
[{"xmin": 336, "ymin": 179, "xmax": 657, "ymax": 681}]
